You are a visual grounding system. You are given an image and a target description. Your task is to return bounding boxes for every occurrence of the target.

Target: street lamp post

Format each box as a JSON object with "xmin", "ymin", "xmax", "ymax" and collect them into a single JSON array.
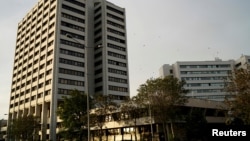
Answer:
[{"xmin": 66, "ymin": 34, "xmax": 102, "ymax": 141}]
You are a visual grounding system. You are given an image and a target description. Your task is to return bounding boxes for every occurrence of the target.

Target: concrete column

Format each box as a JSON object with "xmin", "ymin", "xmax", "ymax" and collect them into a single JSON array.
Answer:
[
  {"xmin": 41, "ymin": 103, "xmax": 48, "ymax": 141},
  {"xmin": 23, "ymin": 108, "xmax": 28, "ymax": 116},
  {"xmin": 30, "ymin": 106, "xmax": 35, "ymax": 116}
]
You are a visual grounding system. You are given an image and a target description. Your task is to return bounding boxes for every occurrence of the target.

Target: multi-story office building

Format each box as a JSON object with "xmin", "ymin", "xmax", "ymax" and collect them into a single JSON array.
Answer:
[
  {"xmin": 8, "ymin": 0, "xmax": 129, "ymax": 140},
  {"xmin": 235, "ymin": 55, "xmax": 250, "ymax": 69},
  {"xmin": 159, "ymin": 58, "xmax": 235, "ymax": 101}
]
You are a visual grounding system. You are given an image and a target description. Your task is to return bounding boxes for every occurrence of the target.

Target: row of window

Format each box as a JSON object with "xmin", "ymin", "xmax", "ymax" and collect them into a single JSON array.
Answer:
[
  {"xmin": 61, "ymin": 21, "xmax": 85, "ymax": 32},
  {"xmin": 62, "ymin": 4, "xmax": 85, "ymax": 15},
  {"xmin": 189, "ymin": 89, "xmax": 224, "ymax": 93},
  {"xmin": 108, "ymin": 51, "xmax": 126, "ymax": 59},
  {"xmin": 108, "ymin": 76, "xmax": 127, "ymax": 84},
  {"xmin": 62, "ymin": 12, "xmax": 85, "ymax": 24},
  {"xmin": 59, "ymin": 68, "xmax": 84, "ymax": 77},
  {"xmin": 60, "ymin": 48, "xmax": 84, "ymax": 58},
  {"xmin": 95, "ymin": 69, "xmax": 128, "ymax": 84},
  {"xmin": 108, "ymin": 35, "xmax": 125, "ymax": 44},
  {"xmin": 58, "ymin": 78, "xmax": 84, "ymax": 86},
  {"xmin": 107, "ymin": 28, "xmax": 125, "ymax": 36},
  {"xmin": 180, "ymin": 70, "xmax": 230, "ymax": 75},
  {"xmin": 60, "ymin": 39, "xmax": 84, "ymax": 49},
  {"xmin": 181, "ymin": 76, "xmax": 226, "ymax": 81},
  {"xmin": 61, "ymin": 30, "xmax": 84, "ymax": 40},
  {"xmin": 180, "ymin": 64, "xmax": 231, "ymax": 69},
  {"xmin": 107, "ymin": 20, "xmax": 124, "ymax": 29},
  {"xmin": 195, "ymin": 95, "xmax": 226, "ymax": 100},
  {"xmin": 185, "ymin": 83, "xmax": 224, "ymax": 87},
  {"xmin": 108, "ymin": 94, "xmax": 128, "ymax": 100},
  {"xmin": 107, "ymin": 43, "xmax": 126, "ymax": 52},
  {"xmin": 109, "ymin": 85, "xmax": 128, "ymax": 92},
  {"xmin": 64, "ymin": 0, "xmax": 85, "ymax": 8},
  {"xmin": 107, "ymin": 6, "xmax": 124, "ymax": 15},
  {"xmin": 107, "ymin": 13, "xmax": 124, "ymax": 22},
  {"xmin": 108, "ymin": 59, "xmax": 126, "ymax": 67},
  {"xmin": 58, "ymin": 88, "xmax": 84, "ymax": 95},
  {"xmin": 108, "ymin": 68, "xmax": 127, "ymax": 76},
  {"xmin": 59, "ymin": 58, "xmax": 84, "ymax": 67}
]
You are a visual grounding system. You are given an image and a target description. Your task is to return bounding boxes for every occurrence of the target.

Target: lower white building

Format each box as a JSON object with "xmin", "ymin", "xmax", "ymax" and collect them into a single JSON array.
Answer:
[
  {"xmin": 159, "ymin": 58, "xmax": 235, "ymax": 101},
  {"xmin": 235, "ymin": 55, "xmax": 250, "ymax": 69}
]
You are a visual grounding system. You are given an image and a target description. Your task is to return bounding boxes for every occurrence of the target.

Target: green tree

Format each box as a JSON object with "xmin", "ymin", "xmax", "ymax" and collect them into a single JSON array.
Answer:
[
  {"xmin": 90, "ymin": 94, "xmax": 117, "ymax": 141},
  {"xmin": 137, "ymin": 76, "xmax": 188, "ymax": 141},
  {"xmin": 57, "ymin": 89, "xmax": 88, "ymax": 141},
  {"xmin": 9, "ymin": 115, "xmax": 39, "ymax": 141},
  {"xmin": 225, "ymin": 67, "xmax": 250, "ymax": 125}
]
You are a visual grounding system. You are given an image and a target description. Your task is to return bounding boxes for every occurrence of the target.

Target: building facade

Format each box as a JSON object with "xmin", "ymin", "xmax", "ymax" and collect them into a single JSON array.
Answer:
[
  {"xmin": 159, "ymin": 58, "xmax": 235, "ymax": 101},
  {"xmin": 235, "ymin": 55, "xmax": 250, "ymax": 69},
  {"xmin": 91, "ymin": 98, "xmax": 226, "ymax": 141},
  {"xmin": 8, "ymin": 0, "xmax": 129, "ymax": 140}
]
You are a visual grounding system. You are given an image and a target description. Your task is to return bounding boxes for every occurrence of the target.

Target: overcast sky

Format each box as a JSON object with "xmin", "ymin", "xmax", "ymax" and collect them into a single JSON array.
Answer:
[{"xmin": 1, "ymin": 0, "xmax": 250, "ymax": 119}]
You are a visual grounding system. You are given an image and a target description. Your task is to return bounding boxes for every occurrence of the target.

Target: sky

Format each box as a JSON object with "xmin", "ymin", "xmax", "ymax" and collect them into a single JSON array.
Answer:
[{"xmin": 1, "ymin": 0, "xmax": 250, "ymax": 119}]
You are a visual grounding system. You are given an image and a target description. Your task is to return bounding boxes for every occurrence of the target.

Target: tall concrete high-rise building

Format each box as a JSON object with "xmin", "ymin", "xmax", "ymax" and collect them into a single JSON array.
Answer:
[
  {"xmin": 8, "ymin": 0, "xmax": 129, "ymax": 140},
  {"xmin": 159, "ymin": 58, "xmax": 235, "ymax": 101}
]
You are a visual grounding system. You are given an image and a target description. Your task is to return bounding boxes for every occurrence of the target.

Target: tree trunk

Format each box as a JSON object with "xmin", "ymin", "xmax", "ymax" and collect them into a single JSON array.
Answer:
[
  {"xmin": 134, "ymin": 118, "xmax": 137, "ymax": 141},
  {"xmin": 99, "ymin": 127, "xmax": 103, "ymax": 141},
  {"xmin": 170, "ymin": 122, "xmax": 174, "ymax": 139},
  {"xmin": 163, "ymin": 123, "xmax": 168, "ymax": 141}
]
